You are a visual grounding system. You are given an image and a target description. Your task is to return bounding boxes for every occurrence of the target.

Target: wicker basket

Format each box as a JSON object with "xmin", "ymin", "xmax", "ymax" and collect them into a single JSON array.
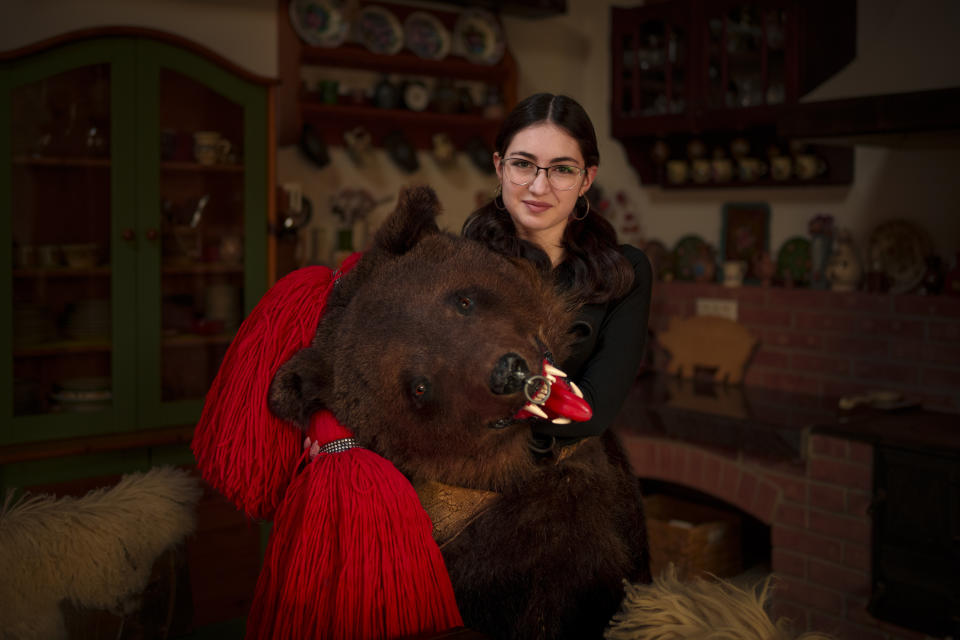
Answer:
[{"xmin": 643, "ymin": 493, "xmax": 742, "ymax": 580}]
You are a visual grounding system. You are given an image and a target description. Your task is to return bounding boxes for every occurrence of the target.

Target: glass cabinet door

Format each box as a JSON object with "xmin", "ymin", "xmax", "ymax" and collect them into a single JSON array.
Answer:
[
  {"xmin": 2, "ymin": 41, "xmax": 139, "ymax": 443},
  {"xmin": 10, "ymin": 64, "xmax": 114, "ymax": 417},
  {"xmin": 704, "ymin": 2, "xmax": 789, "ymax": 110},
  {"xmin": 616, "ymin": 13, "xmax": 690, "ymax": 119},
  {"xmin": 135, "ymin": 40, "xmax": 267, "ymax": 427},
  {"xmin": 158, "ymin": 68, "xmax": 245, "ymax": 405}
]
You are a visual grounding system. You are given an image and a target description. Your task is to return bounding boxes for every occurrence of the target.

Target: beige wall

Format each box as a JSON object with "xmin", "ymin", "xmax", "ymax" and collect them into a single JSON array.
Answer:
[
  {"xmin": 0, "ymin": 0, "xmax": 277, "ymax": 78},
  {"xmin": 3, "ymin": 0, "xmax": 958, "ymax": 265},
  {"xmin": 283, "ymin": 0, "xmax": 960, "ymax": 268}
]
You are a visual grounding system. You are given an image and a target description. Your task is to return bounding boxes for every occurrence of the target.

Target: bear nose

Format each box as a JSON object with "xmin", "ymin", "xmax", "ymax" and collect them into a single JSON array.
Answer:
[{"xmin": 489, "ymin": 352, "xmax": 530, "ymax": 395}]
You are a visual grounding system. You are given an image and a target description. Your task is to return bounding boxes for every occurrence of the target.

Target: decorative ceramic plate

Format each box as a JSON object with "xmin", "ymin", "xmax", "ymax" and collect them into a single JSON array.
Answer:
[
  {"xmin": 672, "ymin": 234, "xmax": 711, "ymax": 282},
  {"xmin": 356, "ymin": 5, "xmax": 404, "ymax": 55},
  {"xmin": 776, "ymin": 236, "xmax": 812, "ymax": 286},
  {"xmin": 289, "ymin": 0, "xmax": 349, "ymax": 47},
  {"xmin": 453, "ymin": 9, "xmax": 505, "ymax": 65},
  {"xmin": 641, "ymin": 239, "xmax": 670, "ymax": 281},
  {"xmin": 867, "ymin": 219, "xmax": 932, "ymax": 294},
  {"xmin": 404, "ymin": 11, "xmax": 451, "ymax": 61}
]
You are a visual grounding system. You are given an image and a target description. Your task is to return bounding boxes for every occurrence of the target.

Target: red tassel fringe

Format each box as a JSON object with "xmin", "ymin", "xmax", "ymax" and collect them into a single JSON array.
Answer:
[
  {"xmin": 192, "ymin": 259, "xmax": 357, "ymax": 520},
  {"xmin": 246, "ymin": 411, "xmax": 464, "ymax": 639}
]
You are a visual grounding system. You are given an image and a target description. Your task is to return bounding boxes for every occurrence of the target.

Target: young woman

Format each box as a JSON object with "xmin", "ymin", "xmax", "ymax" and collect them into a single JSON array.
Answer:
[{"xmin": 463, "ymin": 93, "xmax": 652, "ymax": 452}]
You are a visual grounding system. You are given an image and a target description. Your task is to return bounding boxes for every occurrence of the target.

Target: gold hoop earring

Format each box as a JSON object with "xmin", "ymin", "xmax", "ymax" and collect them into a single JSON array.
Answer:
[
  {"xmin": 572, "ymin": 195, "xmax": 590, "ymax": 221},
  {"xmin": 494, "ymin": 183, "xmax": 507, "ymax": 211}
]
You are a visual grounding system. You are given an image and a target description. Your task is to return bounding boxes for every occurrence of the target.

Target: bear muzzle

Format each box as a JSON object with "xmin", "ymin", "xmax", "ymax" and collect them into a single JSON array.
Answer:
[{"xmin": 488, "ymin": 353, "xmax": 593, "ymax": 428}]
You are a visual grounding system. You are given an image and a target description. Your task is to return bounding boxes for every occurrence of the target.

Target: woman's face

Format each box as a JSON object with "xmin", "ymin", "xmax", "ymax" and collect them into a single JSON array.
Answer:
[{"xmin": 493, "ymin": 123, "xmax": 597, "ymax": 248}]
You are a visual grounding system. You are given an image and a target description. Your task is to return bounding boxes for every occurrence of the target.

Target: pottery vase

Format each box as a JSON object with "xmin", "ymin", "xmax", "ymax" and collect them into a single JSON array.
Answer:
[
  {"xmin": 825, "ymin": 231, "xmax": 862, "ymax": 292},
  {"xmin": 810, "ymin": 232, "xmax": 833, "ymax": 289}
]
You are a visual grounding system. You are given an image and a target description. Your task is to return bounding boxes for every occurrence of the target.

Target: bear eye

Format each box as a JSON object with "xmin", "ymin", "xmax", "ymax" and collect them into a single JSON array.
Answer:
[
  {"xmin": 452, "ymin": 294, "xmax": 474, "ymax": 315},
  {"xmin": 408, "ymin": 376, "xmax": 433, "ymax": 409}
]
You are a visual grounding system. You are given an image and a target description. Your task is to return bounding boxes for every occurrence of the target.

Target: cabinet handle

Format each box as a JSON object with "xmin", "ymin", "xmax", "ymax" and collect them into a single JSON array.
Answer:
[
  {"xmin": 146, "ymin": 228, "xmax": 159, "ymax": 242},
  {"xmin": 122, "ymin": 228, "xmax": 136, "ymax": 242}
]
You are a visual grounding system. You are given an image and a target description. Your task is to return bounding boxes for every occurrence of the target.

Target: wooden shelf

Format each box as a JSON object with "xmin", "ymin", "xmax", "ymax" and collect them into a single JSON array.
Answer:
[
  {"xmin": 162, "ymin": 262, "xmax": 244, "ymax": 275},
  {"xmin": 14, "ymin": 339, "xmax": 111, "ymax": 357},
  {"xmin": 162, "ymin": 333, "xmax": 235, "ymax": 348},
  {"xmin": 14, "ymin": 266, "xmax": 110, "ymax": 278},
  {"xmin": 301, "ymin": 43, "xmax": 513, "ymax": 84},
  {"xmin": 13, "ymin": 155, "xmax": 110, "ymax": 168},
  {"xmin": 161, "ymin": 161, "xmax": 243, "ymax": 173}
]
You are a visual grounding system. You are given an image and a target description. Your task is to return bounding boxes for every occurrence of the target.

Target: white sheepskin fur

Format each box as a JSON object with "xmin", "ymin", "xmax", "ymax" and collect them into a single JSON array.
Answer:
[
  {"xmin": 0, "ymin": 466, "xmax": 202, "ymax": 640},
  {"xmin": 605, "ymin": 565, "xmax": 836, "ymax": 640}
]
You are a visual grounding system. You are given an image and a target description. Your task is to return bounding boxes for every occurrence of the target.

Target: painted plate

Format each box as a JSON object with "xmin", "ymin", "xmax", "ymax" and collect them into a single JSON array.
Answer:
[
  {"xmin": 404, "ymin": 11, "xmax": 451, "ymax": 61},
  {"xmin": 357, "ymin": 5, "xmax": 404, "ymax": 55},
  {"xmin": 867, "ymin": 219, "xmax": 933, "ymax": 294},
  {"xmin": 289, "ymin": 0, "xmax": 349, "ymax": 48},
  {"xmin": 453, "ymin": 9, "xmax": 505, "ymax": 65},
  {"xmin": 776, "ymin": 236, "xmax": 812, "ymax": 286}
]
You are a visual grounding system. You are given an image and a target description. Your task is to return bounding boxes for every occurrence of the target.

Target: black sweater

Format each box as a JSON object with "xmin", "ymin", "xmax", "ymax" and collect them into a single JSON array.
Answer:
[{"xmin": 535, "ymin": 244, "xmax": 652, "ymax": 443}]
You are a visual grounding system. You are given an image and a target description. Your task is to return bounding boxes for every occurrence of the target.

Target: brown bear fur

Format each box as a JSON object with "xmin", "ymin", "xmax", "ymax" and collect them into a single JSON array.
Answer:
[{"xmin": 269, "ymin": 186, "xmax": 650, "ymax": 639}]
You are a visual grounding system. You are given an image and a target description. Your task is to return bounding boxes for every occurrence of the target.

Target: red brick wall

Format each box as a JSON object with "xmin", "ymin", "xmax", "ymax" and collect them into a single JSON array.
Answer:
[
  {"xmin": 616, "ymin": 432, "xmax": 929, "ymax": 640},
  {"xmin": 648, "ymin": 282, "xmax": 960, "ymax": 413}
]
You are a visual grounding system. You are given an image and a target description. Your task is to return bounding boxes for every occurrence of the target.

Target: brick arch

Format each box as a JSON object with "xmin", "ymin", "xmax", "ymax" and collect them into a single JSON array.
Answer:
[
  {"xmin": 617, "ymin": 431, "xmax": 896, "ymax": 638},
  {"xmin": 620, "ymin": 435, "xmax": 783, "ymax": 525}
]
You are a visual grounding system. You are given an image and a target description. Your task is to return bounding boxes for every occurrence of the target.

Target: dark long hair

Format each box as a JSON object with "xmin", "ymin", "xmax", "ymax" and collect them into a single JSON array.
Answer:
[{"xmin": 462, "ymin": 93, "xmax": 634, "ymax": 306}]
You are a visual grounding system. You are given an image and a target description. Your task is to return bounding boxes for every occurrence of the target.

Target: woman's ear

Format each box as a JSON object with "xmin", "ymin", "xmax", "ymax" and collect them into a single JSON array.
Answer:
[
  {"xmin": 493, "ymin": 152, "xmax": 503, "ymax": 178},
  {"xmin": 580, "ymin": 165, "xmax": 598, "ymax": 196}
]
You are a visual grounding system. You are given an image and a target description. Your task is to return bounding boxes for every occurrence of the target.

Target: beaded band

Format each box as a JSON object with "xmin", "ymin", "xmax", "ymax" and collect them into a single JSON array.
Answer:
[{"xmin": 316, "ymin": 437, "xmax": 361, "ymax": 455}]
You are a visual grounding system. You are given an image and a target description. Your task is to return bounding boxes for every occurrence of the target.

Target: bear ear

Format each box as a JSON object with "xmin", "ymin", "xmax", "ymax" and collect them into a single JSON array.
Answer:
[
  {"xmin": 372, "ymin": 185, "xmax": 441, "ymax": 256},
  {"xmin": 268, "ymin": 345, "xmax": 331, "ymax": 428}
]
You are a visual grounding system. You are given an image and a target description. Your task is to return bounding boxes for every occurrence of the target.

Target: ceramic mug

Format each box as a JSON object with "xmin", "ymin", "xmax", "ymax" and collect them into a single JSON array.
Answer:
[
  {"xmin": 432, "ymin": 132, "xmax": 456, "ymax": 166},
  {"xmin": 795, "ymin": 154, "xmax": 826, "ymax": 180},
  {"xmin": 38, "ymin": 244, "xmax": 61, "ymax": 268},
  {"xmin": 723, "ymin": 260, "xmax": 747, "ymax": 287},
  {"xmin": 691, "ymin": 158, "xmax": 712, "ymax": 184},
  {"xmin": 666, "ymin": 159, "xmax": 689, "ymax": 185},
  {"xmin": 194, "ymin": 131, "xmax": 231, "ymax": 166},
  {"xmin": 343, "ymin": 126, "xmax": 373, "ymax": 166},
  {"xmin": 711, "ymin": 158, "xmax": 733, "ymax": 183},
  {"xmin": 770, "ymin": 155, "xmax": 792, "ymax": 180},
  {"xmin": 737, "ymin": 157, "xmax": 767, "ymax": 182}
]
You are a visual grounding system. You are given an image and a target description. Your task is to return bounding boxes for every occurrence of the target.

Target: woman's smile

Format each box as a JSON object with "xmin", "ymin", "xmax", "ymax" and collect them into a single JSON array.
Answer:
[{"xmin": 522, "ymin": 199, "xmax": 552, "ymax": 213}]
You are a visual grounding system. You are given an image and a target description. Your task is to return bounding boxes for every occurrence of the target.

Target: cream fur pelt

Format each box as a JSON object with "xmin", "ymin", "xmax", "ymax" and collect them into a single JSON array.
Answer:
[
  {"xmin": 605, "ymin": 566, "xmax": 835, "ymax": 640},
  {"xmin": 0, "ymin": 466, "xmax": 202, "ymax": 640}
]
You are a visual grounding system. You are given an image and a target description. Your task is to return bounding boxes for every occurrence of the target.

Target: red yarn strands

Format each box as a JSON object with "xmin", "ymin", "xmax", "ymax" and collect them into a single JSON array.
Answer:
[
  {"xmin": 246, "ymin": 411, "xmax": 463, "ymax": 639},
  {"xmin": 192, "ymin": 260, "xmax": 353, "ymax": 520}
]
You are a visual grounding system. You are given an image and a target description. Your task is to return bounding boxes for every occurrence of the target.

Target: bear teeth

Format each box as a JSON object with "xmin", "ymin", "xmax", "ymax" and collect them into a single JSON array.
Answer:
[
  {"xmin": 534, "ymin": 385, "xmax": 549, "ymax": 404},
  {"xmin": 568, "ymin": 381, "xmax": 584, "ymax": 399},
  {"xmin": 523, "ymin": 403, "xmax": 548, "ymax": 419},
  {"xmin": 544, "ymin": 363, "xmax": 566, "ymax": 379},
  {"xmin": 551, "ymin": 417, "xmax": 572, "ymax": 424}
]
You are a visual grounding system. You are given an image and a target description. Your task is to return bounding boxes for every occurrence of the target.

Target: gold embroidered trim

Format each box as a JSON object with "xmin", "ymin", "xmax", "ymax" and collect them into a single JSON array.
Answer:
[{"xmin": 414, "ymin": 480, "xmax": 500, "ymax": 549}]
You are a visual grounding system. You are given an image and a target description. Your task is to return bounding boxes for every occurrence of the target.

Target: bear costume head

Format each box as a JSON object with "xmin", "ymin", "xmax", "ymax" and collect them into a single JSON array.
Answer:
[
  {"xmin": 267, "ymin": 185, "xmax": 650, "ymax": 639},
  {"xmin": 269, "ymin": 185, "xmax": 581, "ymax": 491}
]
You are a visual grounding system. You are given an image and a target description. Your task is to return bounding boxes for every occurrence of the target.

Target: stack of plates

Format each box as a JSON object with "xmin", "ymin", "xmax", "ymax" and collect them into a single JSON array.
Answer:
[
  {"xmin": 64, "ymin": 299, "xmax": 111, "ymax": 341},
  {"xmin": 51, "ymin": 377, "xmax": 112, "ymax": 413}
]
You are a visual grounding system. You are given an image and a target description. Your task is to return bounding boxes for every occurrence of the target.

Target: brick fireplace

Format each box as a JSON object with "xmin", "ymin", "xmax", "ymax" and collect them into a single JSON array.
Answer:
[
  {"xmin": 615, "ymin": 429, "xmax": 927, "ymax": 640},
  {"xmin": 614, "ymin": 281, "xmax": 960, "ymax": 639}
]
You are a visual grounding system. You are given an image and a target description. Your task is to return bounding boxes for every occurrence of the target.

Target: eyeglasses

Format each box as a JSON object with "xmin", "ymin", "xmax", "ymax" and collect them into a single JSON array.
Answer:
[{"xmin": 502, "ymin": 157, "xmax": 585, "ymax": 191}]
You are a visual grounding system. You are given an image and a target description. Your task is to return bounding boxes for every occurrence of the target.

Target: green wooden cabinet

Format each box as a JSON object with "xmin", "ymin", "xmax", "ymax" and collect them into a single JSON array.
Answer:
[{"xmin": 1, "ymin": 34, "xmax": 271, "ymax": 446}]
